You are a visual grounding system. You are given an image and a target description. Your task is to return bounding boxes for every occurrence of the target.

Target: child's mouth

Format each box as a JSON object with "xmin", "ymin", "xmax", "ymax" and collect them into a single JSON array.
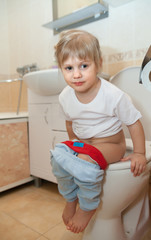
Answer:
[{"xmin": 74, "ymin": 82, "xmax": 84, "ymax": 86}]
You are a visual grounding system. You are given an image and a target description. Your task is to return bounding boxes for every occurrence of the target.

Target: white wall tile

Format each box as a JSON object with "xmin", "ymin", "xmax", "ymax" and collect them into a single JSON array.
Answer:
[{"xmin": 0, "ymin": 0, "xmax": 151, "ymax": 76}]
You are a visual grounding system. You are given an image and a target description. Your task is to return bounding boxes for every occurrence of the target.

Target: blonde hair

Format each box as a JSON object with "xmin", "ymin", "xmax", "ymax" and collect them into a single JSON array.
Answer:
[{"xmin": 54, "ymin": 29, "xmax": 102, "ymax": 70}]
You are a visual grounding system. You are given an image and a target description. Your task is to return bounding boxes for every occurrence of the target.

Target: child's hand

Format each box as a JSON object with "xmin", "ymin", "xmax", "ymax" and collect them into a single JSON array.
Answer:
[{"xmin": 121, "ymin": 153, "xmax": 147, "ymax": 177}]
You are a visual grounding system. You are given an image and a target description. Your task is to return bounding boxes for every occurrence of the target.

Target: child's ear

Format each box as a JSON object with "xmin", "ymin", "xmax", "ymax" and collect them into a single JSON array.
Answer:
[
  {"xmin": 97, "ymin": 58, "xmax": 103, "ymax": 73},
  {"xmin": 100, "ymin": 57, "xmax": 103, "ymax": 68}
]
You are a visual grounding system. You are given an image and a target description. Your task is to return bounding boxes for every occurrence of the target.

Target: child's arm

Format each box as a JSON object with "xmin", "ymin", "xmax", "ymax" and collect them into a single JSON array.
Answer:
[
  {"xmin": 121, "ymin": 120, "xmax": 147, "ymax": 177},
  {"xmin": 66, "ymin": 120, "xmax": 79, "ymax": 140}
]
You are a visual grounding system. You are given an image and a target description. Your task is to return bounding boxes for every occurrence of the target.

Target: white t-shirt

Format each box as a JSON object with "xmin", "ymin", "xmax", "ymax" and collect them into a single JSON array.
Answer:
[{"xmin": 59, "ymin": 78, "xmax": 141, "ymax": 139}]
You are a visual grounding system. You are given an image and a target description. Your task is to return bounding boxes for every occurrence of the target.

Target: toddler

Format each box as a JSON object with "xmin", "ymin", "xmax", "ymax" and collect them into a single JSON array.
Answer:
[{"xmin": 50, "ymin": 29, "xmax": 147, "ymax": 234}]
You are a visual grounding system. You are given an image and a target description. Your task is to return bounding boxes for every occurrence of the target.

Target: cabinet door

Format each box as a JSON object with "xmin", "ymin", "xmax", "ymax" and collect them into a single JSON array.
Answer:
[
  {"xmin": 51, "ymin": 103, "xmax": 66, "ymax": 131},
  {"xmin": 28, "ymin": 104, "xmax": 56, "ymax": 183},
  {"xmin": 51, "ymin": 130, "xmax": 69, "ymax": 149}
]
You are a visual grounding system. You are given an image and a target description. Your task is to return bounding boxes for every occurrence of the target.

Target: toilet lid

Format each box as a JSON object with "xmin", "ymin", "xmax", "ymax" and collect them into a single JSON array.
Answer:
[{"xmin": 110, "ymin": 66, "xmax": 151, "ymax": 142}]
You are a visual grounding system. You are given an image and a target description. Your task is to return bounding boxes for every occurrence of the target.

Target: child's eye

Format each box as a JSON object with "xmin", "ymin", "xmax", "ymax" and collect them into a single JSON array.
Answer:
[
  {"xmin": 81, "ymin": 64, "xmax": 88, "ymax": 69},
  {"xmin": 65, "ymin": 66, "xmax": 72, "ymax": 71}
]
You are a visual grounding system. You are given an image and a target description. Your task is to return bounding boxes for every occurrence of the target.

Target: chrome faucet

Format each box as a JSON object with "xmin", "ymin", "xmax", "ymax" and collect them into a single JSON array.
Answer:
[
  {"xmin": 16, "ymin": 63, "xmax": 39, "ymax": 115},
  {"xmin": 16, "ymin": 63, "xmax": 38, "ymax": 76},
  {"xmin": 0, "ymin": 63, "xmax": 39, "ymax": 115}
]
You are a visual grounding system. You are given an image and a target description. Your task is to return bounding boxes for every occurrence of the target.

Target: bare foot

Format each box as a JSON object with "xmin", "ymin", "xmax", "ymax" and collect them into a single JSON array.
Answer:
[
  {"xmin": 62, "ymin": 199, "xmax": 78, "ymax": 226},
  {"xmin": 67, "ymin": 207, "xmax": 96, "ymax": 233}
]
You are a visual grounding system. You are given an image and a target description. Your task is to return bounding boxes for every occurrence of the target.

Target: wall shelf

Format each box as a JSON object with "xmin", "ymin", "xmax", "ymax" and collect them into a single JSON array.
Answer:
[{"xmin": 43, "ymin": 3, "xmax": 108, "ymax": 34}]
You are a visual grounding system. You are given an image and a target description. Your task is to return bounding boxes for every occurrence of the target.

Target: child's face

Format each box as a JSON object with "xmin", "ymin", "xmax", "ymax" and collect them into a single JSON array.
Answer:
[{"xmin": 61, "ymin": 57, "xmax": 99, "ymax": 94}]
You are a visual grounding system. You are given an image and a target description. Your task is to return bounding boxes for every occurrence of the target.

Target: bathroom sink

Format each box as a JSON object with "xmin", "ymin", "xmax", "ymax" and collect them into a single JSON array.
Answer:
[{"xmin": 23, "ymin": 69, "xmax": 66, "ymax": 96}]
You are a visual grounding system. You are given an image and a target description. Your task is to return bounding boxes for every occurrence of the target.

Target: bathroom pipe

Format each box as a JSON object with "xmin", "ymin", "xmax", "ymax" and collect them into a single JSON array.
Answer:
[{"xmin": 16, "ymin": 79, "xmax": 23, "ymax": 115}]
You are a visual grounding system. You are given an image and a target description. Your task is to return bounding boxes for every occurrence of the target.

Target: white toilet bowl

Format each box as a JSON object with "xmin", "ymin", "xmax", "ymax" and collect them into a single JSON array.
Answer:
[
  {"xmin": 83, "ymin": 139, "xmax": 151, "ymax": 240},
  {"xmin": 82, "ymin": 67, "xmax": 151, "ymax": 240}
]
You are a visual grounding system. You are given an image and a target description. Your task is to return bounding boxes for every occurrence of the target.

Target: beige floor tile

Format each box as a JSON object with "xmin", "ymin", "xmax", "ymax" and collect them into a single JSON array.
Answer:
[
  {"xmin": 44, "ymin": 222, "xmax": 83, "ymax": 240},
  {"xmin": 9, "ymin": 198, "xmax": 64, "ymax": 234},
  {"xmin": 0, "ymin": 211, "xmax": 40, "ymax": 240},
  {"xmin": 70, "ymin": 232, "xmax": 84, "ymax": 240},
  {"xmin": 0, "ymin": 182, "xmax": 63, "ymax": 212},
  {"xmin": 0, "ymin": 180, "xmax": 150, "ymax": 240},
  {"xmin": 36, "ymin": 182, "xmax": 63, "ymax": 202},
  {"xmin": 0, "ymin": 184, "xmax": 36, "ymax": 212},
  {"xmin": 36, "ymin": 236, "xmax": 49, "ymax": 240},
  {"xmin": 0, "ymin": 182, "xmax": 65, "ymax": 234}
]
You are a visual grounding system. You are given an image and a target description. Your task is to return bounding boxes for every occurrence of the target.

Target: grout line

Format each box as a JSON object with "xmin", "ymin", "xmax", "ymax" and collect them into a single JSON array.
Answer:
[
  {"xmin": 1, "ymin": 210, "xmax": 63, "ymax": 240},
  {"xmin": 36, "ymin": 235, "xmax": 50, "ymax": 240},
  {"xmin": 1, "ymin": 182, "xmax": 150, "ymax": 240},
  {"xmin": 42, "ymin": 220, "xmax": 63, "ymax": 235},
  {"xmin": 1, "ymin": 210, "xmax": 42, "ymax": 235}
]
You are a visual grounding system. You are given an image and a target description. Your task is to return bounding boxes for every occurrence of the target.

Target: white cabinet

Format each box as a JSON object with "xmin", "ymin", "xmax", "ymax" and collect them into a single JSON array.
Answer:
[
  {"xmin": 28, "ymin": 104, "xmax": 55, "ymax": 182},
  {"xmin": 28, "ymin": 90, "xmax": 68, "ymax": 183},
  {"xmin": 51, "ymin": 102, "xmax": 68, "ymax": 148},
  {"xmin": 51, "ymin": 131, "xmax": 68, "ymax": 149},
  {"xmin": 51, "ymin": 103, "xmax": 66, "ymax": 131}
]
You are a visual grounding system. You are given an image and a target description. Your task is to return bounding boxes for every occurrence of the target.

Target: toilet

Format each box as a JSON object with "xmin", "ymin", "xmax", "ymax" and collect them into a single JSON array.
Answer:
[{"xmin": 82, "ymin": 66, "xmax": 151, "ymax": 240}]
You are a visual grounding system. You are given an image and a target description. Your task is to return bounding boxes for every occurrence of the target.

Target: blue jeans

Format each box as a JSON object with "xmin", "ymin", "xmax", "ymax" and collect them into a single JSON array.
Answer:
[{"xmin": 50, "ymin": 143, "xmax": 104, "ymax": 211}]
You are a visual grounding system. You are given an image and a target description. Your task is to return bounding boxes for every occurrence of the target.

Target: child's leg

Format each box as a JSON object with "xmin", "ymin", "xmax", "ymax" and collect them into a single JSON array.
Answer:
[
  {"xmin": 62, "ymin": 199, "xmax": 78, "ymax": 226},
  {"xmin": 50, "ymin": 143, "xmax": 105, "ymax": 232},
  {"xmin": 66, "ymin": 142, "xmax": 125, "ymax": 233},
  {"xmin": 67, "ymin": 208, "xmax": 96, "ymax": 233},
  {"xmin": 51, "ymin": 155, "xmax": 78, "ymax": 225},
  {"xmin": 67, "ymin": 157, "xmax": 104, "ymax": 233}
]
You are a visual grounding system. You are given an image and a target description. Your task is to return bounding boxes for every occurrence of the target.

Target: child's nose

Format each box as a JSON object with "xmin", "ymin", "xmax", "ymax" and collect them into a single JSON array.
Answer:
[{"xmin": 73, "ymin": 69, "xmax": 82, "ymax": 79}]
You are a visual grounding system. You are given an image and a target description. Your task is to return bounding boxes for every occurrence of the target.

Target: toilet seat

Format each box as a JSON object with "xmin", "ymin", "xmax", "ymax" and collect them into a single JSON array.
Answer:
[{"xmin": 107, "ymin": 138, "xmax": 151, "ymax": 171}]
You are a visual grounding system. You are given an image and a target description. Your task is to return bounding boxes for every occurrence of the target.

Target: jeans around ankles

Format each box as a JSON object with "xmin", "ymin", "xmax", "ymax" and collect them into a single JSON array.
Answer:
[{"xmin": 50, "ymin": 143, "xmax": 104, "ymax": 211}]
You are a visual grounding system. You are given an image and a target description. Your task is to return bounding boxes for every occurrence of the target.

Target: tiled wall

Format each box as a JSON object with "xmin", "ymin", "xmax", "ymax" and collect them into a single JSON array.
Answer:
[
  {"xmin": 103, "ymin": 48, "xmax": 147, "ymax": 76},
  {"xmin": 0, "ymin": 0, "xmax": 52, "ymax": 113},
  {"xmin": 0, "ymin": 55, "xmax": 145, "ymax": 113},
  {"xmin": 0, "ymin": 47, "xmax": 146, "ymax": 113},
  {"xmin": 0, "ymin": 75, "xmax": 28, "ymax": 113},
  {"xmin": 0, "ymin": 0, "xmax": 150, "ymax": 113}
]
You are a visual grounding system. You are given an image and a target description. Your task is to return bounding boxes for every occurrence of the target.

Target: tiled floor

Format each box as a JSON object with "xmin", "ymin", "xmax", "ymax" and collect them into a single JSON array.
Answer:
[{"xmin": 0, "ymin": 180, "xmax": 150, "ymax": 240}]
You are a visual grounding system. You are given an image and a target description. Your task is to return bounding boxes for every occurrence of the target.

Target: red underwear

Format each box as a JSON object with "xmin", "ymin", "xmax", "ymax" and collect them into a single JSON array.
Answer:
[{"xmin": 62, "ymin": 140, "xmax": 108, "ymax": 170}]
